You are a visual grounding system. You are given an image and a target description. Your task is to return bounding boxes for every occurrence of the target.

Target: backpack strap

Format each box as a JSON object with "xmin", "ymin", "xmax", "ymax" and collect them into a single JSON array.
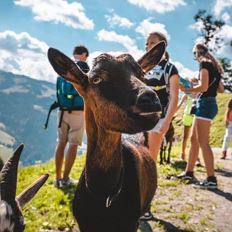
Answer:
[
  {"xmin": 58, "ymin": 110, "xmax": 64, "ymax": 128},
  {"xmin": 44, "ymin": 101, "xmax": 60, "ymax": 129},
  {"xmin": 164, "ymin": 61, "xmax": 173, "ymax": 94}
]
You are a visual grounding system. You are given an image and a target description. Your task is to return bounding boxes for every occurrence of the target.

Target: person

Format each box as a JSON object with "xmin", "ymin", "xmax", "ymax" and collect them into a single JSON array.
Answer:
[
  {"xmin": 144, "ymin": 32, "xmax": 179, "ymax": 162},
  {"xmin": 221, "ymin": 99, "xmax": 232, "ymax": 159},
  {"xmin": 177, "ymin": 94, "xmax": 195, "ymax": 160},
  {"xmin": 140, "ymin": 32, "xmax": 179, "ymax": 221},
  {"xmin": 54, "ymin": 45, "xmax": 89, "ymax": 188},
  {"xmin": 177, "ymin": 43, "xmax": 224, "ymax": 189},
  {"xmin": 177, "ymin": 88, "xmax": 202, "ymax": 166}
]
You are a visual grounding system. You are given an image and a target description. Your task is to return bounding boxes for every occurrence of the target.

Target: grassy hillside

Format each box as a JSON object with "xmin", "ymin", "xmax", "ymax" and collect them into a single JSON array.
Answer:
[{"xmin": 173, "ymin": 93, "xmax": 232, "ymax": 147}]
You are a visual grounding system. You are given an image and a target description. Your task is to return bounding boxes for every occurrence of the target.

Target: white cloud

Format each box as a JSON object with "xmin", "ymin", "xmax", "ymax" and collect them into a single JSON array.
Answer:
[
  {"xmin": 0, "ymin": 30, "xmax": 56, "ymax": 82},
  {"xmin": 105, "ymin": 12, "xmax": 134, "ymax": 28},
  {"xmin": 172, "ymin": 61, "xmax": 198, "ymax": 79},
  {"xmin": 213, "ymin": 0, "xmax": 232, "ymax": 17},
  {"xmin": 14, "ymin": 0, "xmax": 94, "ymax": 30},
  {"xmin": 136, "ymin": 18, "xmax": 170, "ymax": 40},
  {"xmin": 97, "ymin": 29, "xmax": 143, "ymax": 58},
  {"xmin": 212, "ymin": 25, "xmax": 232, "ymax": 59},
  {"xmin": 127, "ymin": 0, "xmax": 186, "ymax": 13},
  {"xmin": 194, "ymin": 24, "xmax": 232, "ymax": 60}
]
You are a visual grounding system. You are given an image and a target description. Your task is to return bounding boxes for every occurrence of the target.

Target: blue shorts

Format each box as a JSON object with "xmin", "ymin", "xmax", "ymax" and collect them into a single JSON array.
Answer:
[{"xmin": 195, "ymin": 97, "xmax": 218, "ymax": 121}]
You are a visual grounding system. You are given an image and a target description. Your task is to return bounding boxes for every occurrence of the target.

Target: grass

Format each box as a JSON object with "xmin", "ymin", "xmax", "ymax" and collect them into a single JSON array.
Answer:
[{"xmin": 13, "ymin": 93, "xmax": 232, "ymax": 231}]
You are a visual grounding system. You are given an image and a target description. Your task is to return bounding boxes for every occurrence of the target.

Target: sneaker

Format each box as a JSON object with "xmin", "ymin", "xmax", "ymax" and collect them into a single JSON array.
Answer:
[
  {"xmin": 140, "ymin": 210, "xmax": 154, "ymax": 221},
  {"xmin": 176, "ymin": 172, "xmax": 194, "ymax": 181},
  {"xmin": 62, "ymin": 178, "xmax": 79, "ymax": 186},
  {"xmin": 195, "ymin": 176, "xmax": 217, "ymax": 189},
  {"xmin": 54, "ymin": 179, "xmax": 63, "ymax": 188}
]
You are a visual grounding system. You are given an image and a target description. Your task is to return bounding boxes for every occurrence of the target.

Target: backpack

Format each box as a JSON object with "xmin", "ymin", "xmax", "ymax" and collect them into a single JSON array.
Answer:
[
  {"xmin": 44, "ymin": 77, "xmax": 84, "ymax": 129},
  {"xmin": 56, "ymin": 76, "xmax": 84, "ymax": 111}
]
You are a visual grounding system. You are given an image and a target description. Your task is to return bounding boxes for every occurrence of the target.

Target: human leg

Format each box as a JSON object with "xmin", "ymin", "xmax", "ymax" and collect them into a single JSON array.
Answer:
[
  {"xmin": 180, "ymin": 125, "xmax": 191, "ymax": 160},
  {"xmin": 55, "ymin": 141, "xmax": 66, "ymax": 181},
  {"xmin": 148, "ymin": 132, "xmax": 164, "ymax": 161},
  {"xmin": 62, "ymin": 111, "xmax": 84, "ymax": 182},
  {"xmin": 185, "ymin": 119, "xmax": 200, "ymax": 173},
  {"xmin": 196, "ymin": 118, "xmax": 215, "ymax": 177},
  {"xmin": 221, "ymin": 123, "xmax": 232, "ymax": 159},
  {"xmin": 55, "ymin": 111, "xmax": 68, "ymax": 182},
  {"xmin": 63, "ymin": 144, "xmax": 78, "ymax": 181}
]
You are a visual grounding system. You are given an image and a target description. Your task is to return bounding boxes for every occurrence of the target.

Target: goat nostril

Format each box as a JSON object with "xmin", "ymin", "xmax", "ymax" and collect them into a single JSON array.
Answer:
[
  {"xmin": 138, "ymin": 95, "xmax": 153, "ymax": 105},
  {"xmin": 137, "ymin": 92, "xmax": 158, "ymax": 106}
]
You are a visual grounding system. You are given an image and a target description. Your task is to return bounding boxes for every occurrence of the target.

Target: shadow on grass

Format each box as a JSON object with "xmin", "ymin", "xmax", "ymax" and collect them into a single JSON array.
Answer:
[
  {"xmin": 170, "ymin": 160, "xmax": 187, "ymax": 171},
  {"xmin": 139, "ymin": 217, "xmax": 192, "ymax": 232},
  {"xmin": 209, "ymin": 188, "xmax": 232, "ymax": 202},
  {"xmin": 215, "ymin": 167, "xmax": 232, "ymax": 177}
]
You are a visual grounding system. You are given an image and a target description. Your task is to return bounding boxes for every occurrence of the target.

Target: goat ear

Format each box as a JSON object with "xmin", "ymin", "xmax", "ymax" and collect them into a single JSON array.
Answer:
[
  {"xmin": 0, "ymin": 144, "xmax": 23, "ymax": 202},
  {"xmin": 138, "ymin": 40, "xmax": 166, "ymax": 73},
  {"xmin": 47, "ymin": 48, "xmax": 88, "ymax": 90},
  {"xmin": 16, "ymin": 174, "xmax": 49, "ymax": 208}
]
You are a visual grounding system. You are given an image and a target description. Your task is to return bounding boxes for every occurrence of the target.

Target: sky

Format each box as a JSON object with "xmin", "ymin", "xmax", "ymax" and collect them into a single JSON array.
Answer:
[{"xmin": 0, "ymin": 0, "xmax": 232, "ymax": 83}]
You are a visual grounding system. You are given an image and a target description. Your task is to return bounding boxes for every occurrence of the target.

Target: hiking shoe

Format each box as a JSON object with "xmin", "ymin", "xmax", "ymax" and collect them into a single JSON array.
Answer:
[
  {"xmin": 54, "ymin": 179, "xmax": 63, "ymax": 188},
  {"xmin": 62, "ymin": 178, "xmax": 79, "ymax": 186},
  {"xmin": 140, "ymin": 210, "xmax": 154, "ymax": 221},
  {"xmin": 176, "ymin": 172, "xmax": 194, "ymax": 181},
  {"xmin": 194, "ymin": 176, "xmax": 217, "ymax": 190}
]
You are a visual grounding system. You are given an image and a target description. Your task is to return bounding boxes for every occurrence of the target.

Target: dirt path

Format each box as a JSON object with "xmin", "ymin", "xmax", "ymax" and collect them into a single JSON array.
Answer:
[{"xmin": 139, "ymin": 148, "xmax": 232, "ymax": 232}]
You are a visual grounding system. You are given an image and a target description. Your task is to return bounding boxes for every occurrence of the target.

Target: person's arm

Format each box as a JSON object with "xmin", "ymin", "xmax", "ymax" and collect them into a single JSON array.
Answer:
[
  {"xmin": 180, "ymin": 68, "xmax": 209, "ymax": 93},
  {"xmin": 158, "ymin": 74, "xmax": 179, "ymax": 134},
  {"xmin": 176, "ymin": 94, "xmax": 187, "ymax": 112},
  {"xmin": 217, "ymin": 80, "xmax": 224, "ymax": 93}
]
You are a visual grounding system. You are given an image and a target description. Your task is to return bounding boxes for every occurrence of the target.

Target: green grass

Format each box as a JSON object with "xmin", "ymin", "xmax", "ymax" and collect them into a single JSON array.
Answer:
[
  {"xmin": 17, "ymin": 156, "xmax": 86, "ymax": 232},
  {"xmin": 15, "ymin": 93, "xmax": 231, "ymax": 231}
]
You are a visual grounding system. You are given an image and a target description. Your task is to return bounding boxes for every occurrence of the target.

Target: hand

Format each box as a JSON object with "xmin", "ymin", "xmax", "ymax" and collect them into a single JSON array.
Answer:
[{"xmin": 179, "ymin": 84, "xmax": 187, "ymax": 92}]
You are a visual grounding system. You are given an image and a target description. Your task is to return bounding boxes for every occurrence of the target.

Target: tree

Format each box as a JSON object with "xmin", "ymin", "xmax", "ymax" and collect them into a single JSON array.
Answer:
[{"xmin": 194, "ymin": 10, "xmax": 232, "ymax": 92}]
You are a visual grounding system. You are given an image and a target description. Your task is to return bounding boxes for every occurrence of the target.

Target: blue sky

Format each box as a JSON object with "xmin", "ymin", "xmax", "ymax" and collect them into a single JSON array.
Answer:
[{"xmin": 0, "ymin": 0, "xmax": 232, "ymax": 82}]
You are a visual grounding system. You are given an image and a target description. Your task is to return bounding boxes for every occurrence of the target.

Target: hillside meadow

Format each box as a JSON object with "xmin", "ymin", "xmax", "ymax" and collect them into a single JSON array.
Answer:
[{"xmin": 6, "ymin": 93, "xmax": 232, "ymax": 231}]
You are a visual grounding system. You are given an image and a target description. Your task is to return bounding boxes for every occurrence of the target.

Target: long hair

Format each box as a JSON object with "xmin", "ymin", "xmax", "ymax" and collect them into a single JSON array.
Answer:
[{"xmin": 193, "ymin": 43, "xmax": 224, "ymax": 75}]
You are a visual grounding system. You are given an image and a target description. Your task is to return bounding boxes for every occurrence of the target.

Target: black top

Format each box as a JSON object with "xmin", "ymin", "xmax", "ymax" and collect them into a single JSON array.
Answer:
[
  {"xmin": 144, "ymin": 59, "xmax": 178, "ymax": 108},
  {"xmin": 76, "ymin": 61, "xmax": 90, "ymax": 73},
  {"xmin": 199, "ymin": 61, "xmax": 221, "ymax": 98}
]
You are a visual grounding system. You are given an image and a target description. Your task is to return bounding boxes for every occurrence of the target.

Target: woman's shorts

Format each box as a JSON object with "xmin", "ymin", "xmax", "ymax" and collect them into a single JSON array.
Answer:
[{"xmin": 195, "ymin": 97, "xmax": 218, "ymax": 121}]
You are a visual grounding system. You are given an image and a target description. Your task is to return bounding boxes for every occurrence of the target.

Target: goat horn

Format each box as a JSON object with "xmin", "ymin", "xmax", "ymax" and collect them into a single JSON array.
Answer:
[
  {"xmin": 16, "ymin": 174, "xmax": 49, "ymax": 208},
  {"xmin": 0, "ymin": 144, "xmax": 24, "ymax": 202}
]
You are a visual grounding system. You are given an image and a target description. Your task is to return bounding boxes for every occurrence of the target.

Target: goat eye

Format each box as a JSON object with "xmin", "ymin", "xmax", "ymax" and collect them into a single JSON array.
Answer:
[{"xmin": 92, "ymin": 77, "xmax": 102, "ymax": 84}]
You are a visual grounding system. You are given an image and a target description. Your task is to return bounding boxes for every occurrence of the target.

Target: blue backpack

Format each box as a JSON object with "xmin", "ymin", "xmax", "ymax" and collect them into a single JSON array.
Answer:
[
  {"xmin": 44, "ymin": 77, "xmax": 84, "ymax": 129},
  {"xmin": 56, "ymin": 76, "xmax": 84, "ymax": 111}
]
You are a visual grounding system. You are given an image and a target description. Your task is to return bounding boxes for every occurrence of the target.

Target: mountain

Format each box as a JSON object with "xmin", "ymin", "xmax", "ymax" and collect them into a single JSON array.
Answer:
[{"xmin": 0, "ymin": 70, "xmax": 57, "ymax": 165}]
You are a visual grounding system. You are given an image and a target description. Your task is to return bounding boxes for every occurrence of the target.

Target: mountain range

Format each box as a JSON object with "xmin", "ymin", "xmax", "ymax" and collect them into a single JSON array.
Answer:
[{"xmin": 0, "ymin": 70, "xmax": 59, "ymax": 165}]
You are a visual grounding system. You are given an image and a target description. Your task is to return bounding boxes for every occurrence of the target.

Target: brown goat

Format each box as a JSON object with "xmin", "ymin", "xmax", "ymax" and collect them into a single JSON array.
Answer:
[
  {"xmin": 47, "ymin": 41, "xmax": 166, "ymax": 232},
  {"xmin": 0, "ymin": 144, "xmax": 49, "ymax": 232},
  {"xmin": 159, "ymin": 121, "xmax": 175, "ymax": 164}
]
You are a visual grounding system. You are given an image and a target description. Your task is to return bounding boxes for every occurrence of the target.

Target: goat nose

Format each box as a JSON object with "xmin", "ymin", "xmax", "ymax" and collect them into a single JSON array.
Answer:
[{"xmin": 137, "ymin": 89, "xmax": 161, "ymax": 112}]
